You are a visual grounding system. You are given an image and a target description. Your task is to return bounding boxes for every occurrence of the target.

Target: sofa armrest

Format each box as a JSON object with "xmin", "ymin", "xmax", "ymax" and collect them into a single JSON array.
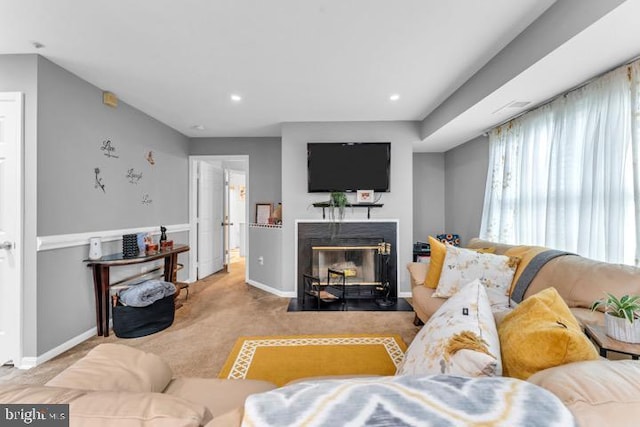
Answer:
[
  {"xmin": 46, "ymin": 343, "xmax": 173, "ymax": 393},
  {"xmin": 406, "ymin": 262, "xmax": 429, "ymax": 288},
  {"xmin": 528, "ymin": 360, "xmax": 640, "ymax": 427}
]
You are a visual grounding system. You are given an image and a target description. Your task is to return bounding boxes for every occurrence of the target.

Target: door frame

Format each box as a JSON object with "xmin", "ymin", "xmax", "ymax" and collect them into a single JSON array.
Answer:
[
  {"xmin": 189, "ymin": 155, "xmax": 249, "ymax": 283},
  {"xmin": 0, "ymin": 92, "xmax": 24, "ymax": 367}
]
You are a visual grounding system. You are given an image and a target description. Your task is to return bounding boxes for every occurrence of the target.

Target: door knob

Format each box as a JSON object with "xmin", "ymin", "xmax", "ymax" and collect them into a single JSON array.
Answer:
[{"xmin": 0, "ymin": 241, "xmax": 13, "ymax": 250}]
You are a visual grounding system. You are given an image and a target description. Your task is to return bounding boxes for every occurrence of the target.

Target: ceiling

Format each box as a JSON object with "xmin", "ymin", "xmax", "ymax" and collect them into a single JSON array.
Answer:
[
  {"xmin": 421, "ymin": 0, "xmax": 640, "ymax": 152},
  {"xmin": 1, "ymin": 1, "xmax": 637, "ymax": 151}
]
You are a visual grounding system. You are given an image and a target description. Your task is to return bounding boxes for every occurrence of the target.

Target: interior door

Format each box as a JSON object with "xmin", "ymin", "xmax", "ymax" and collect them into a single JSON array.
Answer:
[
  {"xmin": 0, "ymin": 93, "xmax": 22, "ymax": 365},
  {"xmin": 197, "ymin": 161, "xmax": 224, "ymax": 278}
]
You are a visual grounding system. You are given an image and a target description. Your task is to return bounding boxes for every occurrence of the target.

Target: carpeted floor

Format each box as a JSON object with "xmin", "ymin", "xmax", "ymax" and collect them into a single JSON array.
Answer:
[{"xmin": 0, "ymin": 260, "xmax": 419, "ymax": 386}]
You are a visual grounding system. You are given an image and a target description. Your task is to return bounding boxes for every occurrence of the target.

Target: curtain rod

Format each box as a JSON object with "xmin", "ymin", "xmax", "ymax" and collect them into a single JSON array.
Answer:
[{"xmin": 483, "ymin": 53, "xmax": 640, "ymax": 135}]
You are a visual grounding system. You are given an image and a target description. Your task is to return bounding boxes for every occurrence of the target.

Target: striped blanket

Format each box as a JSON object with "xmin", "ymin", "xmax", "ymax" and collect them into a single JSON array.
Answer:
[{"xmin": 242, "ymin": 375, "xmax": 575, "ymax": 427}]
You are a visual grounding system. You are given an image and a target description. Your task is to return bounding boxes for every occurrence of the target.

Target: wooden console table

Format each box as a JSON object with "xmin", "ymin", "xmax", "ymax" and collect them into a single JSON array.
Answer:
[{"xmin": 84, "ymin": 244, "xmax": 190, "ymax": 337}]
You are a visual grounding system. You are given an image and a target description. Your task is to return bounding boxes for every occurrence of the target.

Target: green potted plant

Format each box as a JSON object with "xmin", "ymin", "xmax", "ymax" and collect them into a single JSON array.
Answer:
[
  {"xmin": 328, "ymin": 191, "xmax": 348, "ymax": 222},
  {"xmin": 590, "ymin": 293, "xmax": 640, "ymax": 343}
]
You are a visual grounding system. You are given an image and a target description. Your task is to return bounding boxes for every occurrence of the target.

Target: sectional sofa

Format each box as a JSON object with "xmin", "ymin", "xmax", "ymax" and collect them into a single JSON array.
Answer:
[
  {"xmin": 408, "ymin": 237, "xmax": 640, "ymax": 327},
  {"xmin": 2, "ymin": 237, "xmax": 640, "ymax": 426}
]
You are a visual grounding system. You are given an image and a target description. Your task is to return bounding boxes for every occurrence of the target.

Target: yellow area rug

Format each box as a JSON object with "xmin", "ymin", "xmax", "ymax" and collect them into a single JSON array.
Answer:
[{"xmin": 218, "ymin": 334, "xmax": 407, "ymax": 386}]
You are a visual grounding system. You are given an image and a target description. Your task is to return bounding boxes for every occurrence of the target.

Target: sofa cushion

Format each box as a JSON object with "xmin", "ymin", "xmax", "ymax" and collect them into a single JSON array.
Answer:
[
  {"xmin": 570, "ymin": 307, "xmax": 604, "ymax": 327},
  {"xmin": 410, "ymin": 283, "xmax": 446, "ymax": 322},
  {"xmin": 433, "ymin": 245, "xmax": 518, "ymax": 309},
  {"xmin": 0, "ymin": 385, "xmax": 209, "ymax": 427},
  {"xmin": 397, "ymin": 280, "xmax": 501, "ymax": 377},
  {"xmin": 164, "ymin": 378, "xmax": 277, "ymax": 420},
  {"xmin": 522, "ymin": 254, "xmax": 640, "ymax": 310},
  {"xmin": 406, "ymin": 261, "xmax": 429, "ymax": 288},
  {"xmin": 498, "ymin": 287, "xmax": 599, "ymax": 380},
  {"xmin": 46, "ymin": 343, "xmax": 173, "ymax": 393},
  {"xmin": 423, "ymin": 236, "xmax": 446, "ymax": 288},
  {"xmin": 528, "ymin": 360, "xmax": 640, "ymax": 427}
]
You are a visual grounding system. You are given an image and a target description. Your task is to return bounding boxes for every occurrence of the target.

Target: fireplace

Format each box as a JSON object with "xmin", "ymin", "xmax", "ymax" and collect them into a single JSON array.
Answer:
[
  {"xmin": 312, "ymin": 244, "xmax": 379, "ymax": 285},
  {"xmin": 297, "ymin": 221, "xmax": 398, "ymax": 300}
]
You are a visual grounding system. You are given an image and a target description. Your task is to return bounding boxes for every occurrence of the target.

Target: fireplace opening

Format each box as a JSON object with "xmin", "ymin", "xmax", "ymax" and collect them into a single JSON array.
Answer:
[{"xmin": 312, "ymin": 245, "xmax": 380, "ymax": 286}]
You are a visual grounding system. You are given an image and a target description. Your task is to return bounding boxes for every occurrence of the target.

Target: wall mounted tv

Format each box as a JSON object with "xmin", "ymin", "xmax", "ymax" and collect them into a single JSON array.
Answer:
[{"xmin": 307, "ymin": 142, "xmax": 390, "ymax": 193}]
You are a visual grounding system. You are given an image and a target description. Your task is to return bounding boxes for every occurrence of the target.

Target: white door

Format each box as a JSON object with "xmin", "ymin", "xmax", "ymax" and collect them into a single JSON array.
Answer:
[
  {"xmin": 197, "ymin": 161, "xmax": 224, "ymax": 278},
  {"xmin": 0, "ymin": 92, "xmax": 23, "ymax": 365}
]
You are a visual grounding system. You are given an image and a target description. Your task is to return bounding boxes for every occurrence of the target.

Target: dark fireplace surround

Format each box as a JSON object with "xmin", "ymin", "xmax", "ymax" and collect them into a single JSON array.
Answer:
[{"xmin": 297, "ymin": 221, "xmax": 398, "ymax": 299}]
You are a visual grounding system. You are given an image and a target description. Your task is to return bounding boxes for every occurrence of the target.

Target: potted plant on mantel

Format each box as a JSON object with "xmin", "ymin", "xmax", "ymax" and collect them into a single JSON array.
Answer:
[
  {"xmin": 590, "ymin": 293, "xmax": 640, "ymax": 343},
  {"xmin": 328, "ymin": 191, "xmax": 348, "ymax": 222}
]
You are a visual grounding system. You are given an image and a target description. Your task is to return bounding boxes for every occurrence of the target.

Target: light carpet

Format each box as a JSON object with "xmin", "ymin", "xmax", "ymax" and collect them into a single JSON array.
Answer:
[{"xmin": 219, "ymin": 334, "xmax": 407, "ymax": 386}]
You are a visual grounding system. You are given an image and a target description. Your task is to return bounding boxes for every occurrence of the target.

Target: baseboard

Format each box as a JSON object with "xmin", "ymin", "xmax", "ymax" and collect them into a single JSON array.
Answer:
[
  {"xmin": 246, "ymin": 279, "xmax": 296, "ymax": 298},
  {"xmin": 17, "ymin": 357, "xmax": 37, "ymax": 370},
  {"xmin": 17, "ymin": 324, "xmax": 109, "ymax": 369},
  {"xmin": 398, "ymin": 291, "xmax": 412, "ymax": 298}
]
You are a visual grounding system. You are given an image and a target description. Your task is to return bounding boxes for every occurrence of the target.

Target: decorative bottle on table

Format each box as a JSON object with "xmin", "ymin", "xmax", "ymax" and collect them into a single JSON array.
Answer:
[{"xmin": 159, "ymin": 226, "xmax": 172, "ymax": 250}]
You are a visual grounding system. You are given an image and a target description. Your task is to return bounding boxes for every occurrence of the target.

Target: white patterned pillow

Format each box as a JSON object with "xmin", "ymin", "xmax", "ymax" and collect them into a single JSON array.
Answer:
[
  {"xmin": 397, "ymin": 280, "xmax": 501, "ymax": 377},
  {"xmin": 433, "ymin": 245, "xmax": 518, "ymax": 309},
  {"xmin": 242, "ymin": 375, "xmax": 575, "ymax": 427}
]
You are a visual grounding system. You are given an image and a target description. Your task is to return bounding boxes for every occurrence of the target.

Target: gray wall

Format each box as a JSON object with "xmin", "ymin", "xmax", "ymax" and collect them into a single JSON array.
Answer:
[
  {"xmin": 36, "ymin": 230, "xmax": 189, "ymax": 352},
  {"xmin": 247, "ymin": 227, "xmax": 282, "ymax": 291},
  {"xmin": 189, "ymin": 137, "xmax": 282, "ymax": 213},
  {"xmin": 0, "ymin": 55, "xmax": 188, "ymax": 357},
  {"xmin": 37, "ymin": 57, "xmax": 189, "ymax": 235},
  {"xmin": 281, "ymin": 121, "xmax": 417, "ymax": 294},
  {"xmin": 444, "ymin": 135, "xmax": 489, "ymax": 245},
  {"xmin": 412, "ymin": 153, "xmax": 445, "ymax": 242},
  {"xmin": 0, "ymin": 54, "xmax": 39, "ymax": 357}
]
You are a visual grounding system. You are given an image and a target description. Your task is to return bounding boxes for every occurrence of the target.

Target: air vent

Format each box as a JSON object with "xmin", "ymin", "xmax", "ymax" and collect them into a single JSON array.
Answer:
[{"xmin": 492, "ymin": 100, "xmax": 531, "ymax": 115}]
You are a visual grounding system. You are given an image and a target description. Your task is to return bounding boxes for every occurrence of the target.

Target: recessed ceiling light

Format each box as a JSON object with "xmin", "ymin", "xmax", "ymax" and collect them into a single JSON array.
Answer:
[
  {"xmin": 230, "ymin": 94, "xmax": 242, "ymax": 102},
  {"xmin": 191, "ymin": 124, "xmax": 205, "ymax": 131},
  {"xmin": 389, "ymin": 94, "xmax": 400, "ymax": 101}
]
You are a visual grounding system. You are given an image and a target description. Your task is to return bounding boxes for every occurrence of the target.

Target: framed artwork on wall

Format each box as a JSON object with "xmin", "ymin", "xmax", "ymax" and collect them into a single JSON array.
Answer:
[{"xmin": 255, "ymin": 203, "xmax": 272, "ymax": 224}]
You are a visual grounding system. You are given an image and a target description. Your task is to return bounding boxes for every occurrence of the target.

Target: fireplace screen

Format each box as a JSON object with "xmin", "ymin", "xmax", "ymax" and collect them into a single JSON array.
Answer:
[{"xmin": 311, "ymin": 245, "xmax": 379, "ymax": 285}]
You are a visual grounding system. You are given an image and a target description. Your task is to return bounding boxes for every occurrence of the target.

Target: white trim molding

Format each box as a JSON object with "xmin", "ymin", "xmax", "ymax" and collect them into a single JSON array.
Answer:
[
  {"xmin": 37, "ymin": 223, "xmax": 190, "ymax": 252},
  {"xmin": 246, "ymin": 279, "xmax": 296, "ymax": 298},
  {"xmin": 17, "ymin": 324, "xmax": 108, "ymax": 369}
]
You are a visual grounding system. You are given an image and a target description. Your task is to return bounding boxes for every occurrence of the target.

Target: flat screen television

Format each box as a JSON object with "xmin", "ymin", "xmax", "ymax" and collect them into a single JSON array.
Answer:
[{"xmin": 307, "ymin": 142, "xmax": 390, "ymax": 193}]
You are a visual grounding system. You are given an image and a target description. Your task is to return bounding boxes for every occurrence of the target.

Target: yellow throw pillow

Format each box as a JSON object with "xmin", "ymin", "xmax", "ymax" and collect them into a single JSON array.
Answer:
[
  {"xmin": 423, "ymin": 236, "xmax": 447, "ymax": 289},
  {"xmin": 498, "ymin": 287, "xmax": 598, "ymax": 380},
  {"xmin": 503, "ymin": 245, "xmax": 548, "ymax": 296}
]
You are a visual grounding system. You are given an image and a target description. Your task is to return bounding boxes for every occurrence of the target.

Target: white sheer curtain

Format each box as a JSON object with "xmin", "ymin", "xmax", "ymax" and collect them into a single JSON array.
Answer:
[{"xmin": 480, "ymin": 60, "xmax": 640, "ymax": 265}]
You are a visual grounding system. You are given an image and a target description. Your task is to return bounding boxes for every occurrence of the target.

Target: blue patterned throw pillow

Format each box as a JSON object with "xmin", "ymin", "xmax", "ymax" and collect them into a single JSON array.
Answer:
[{"xmin": 437, "ymin": 233, "xmax": 461, "ymax": 247}]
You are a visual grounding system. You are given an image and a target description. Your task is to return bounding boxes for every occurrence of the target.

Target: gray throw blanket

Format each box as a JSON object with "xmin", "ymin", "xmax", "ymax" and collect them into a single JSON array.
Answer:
[
  {"xmin": 510, "ymin": 250, "xmax": 576, "ymax": 303},
  {"xmin": 118, "ymin": 280, "xmax": 176, "ymax": 307}
]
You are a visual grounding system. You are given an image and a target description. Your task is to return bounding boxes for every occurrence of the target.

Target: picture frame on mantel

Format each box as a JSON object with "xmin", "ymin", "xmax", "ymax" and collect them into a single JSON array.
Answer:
[
  {"xmin": 255, "ymin": 203, "xmax": 272, "ymax": 224},
  {"xmin": 356, "ymin": 189, "xmax": 374, "ymax": 204}
]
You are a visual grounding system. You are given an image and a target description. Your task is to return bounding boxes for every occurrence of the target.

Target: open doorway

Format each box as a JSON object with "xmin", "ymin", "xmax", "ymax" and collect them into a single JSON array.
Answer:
[
  {"xmin": 227, "ymin": 169, "xmax": 247, "ymax": 270},
  {"xmin": 189, "ymin": 155, "xmax": 249, "ymax": 282}
]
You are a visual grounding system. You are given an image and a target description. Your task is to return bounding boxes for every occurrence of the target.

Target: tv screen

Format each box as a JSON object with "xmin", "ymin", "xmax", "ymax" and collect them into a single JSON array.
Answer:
[{"xmin": 307, "ymin": 142, "xmax": 390, "ymax": 193}]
